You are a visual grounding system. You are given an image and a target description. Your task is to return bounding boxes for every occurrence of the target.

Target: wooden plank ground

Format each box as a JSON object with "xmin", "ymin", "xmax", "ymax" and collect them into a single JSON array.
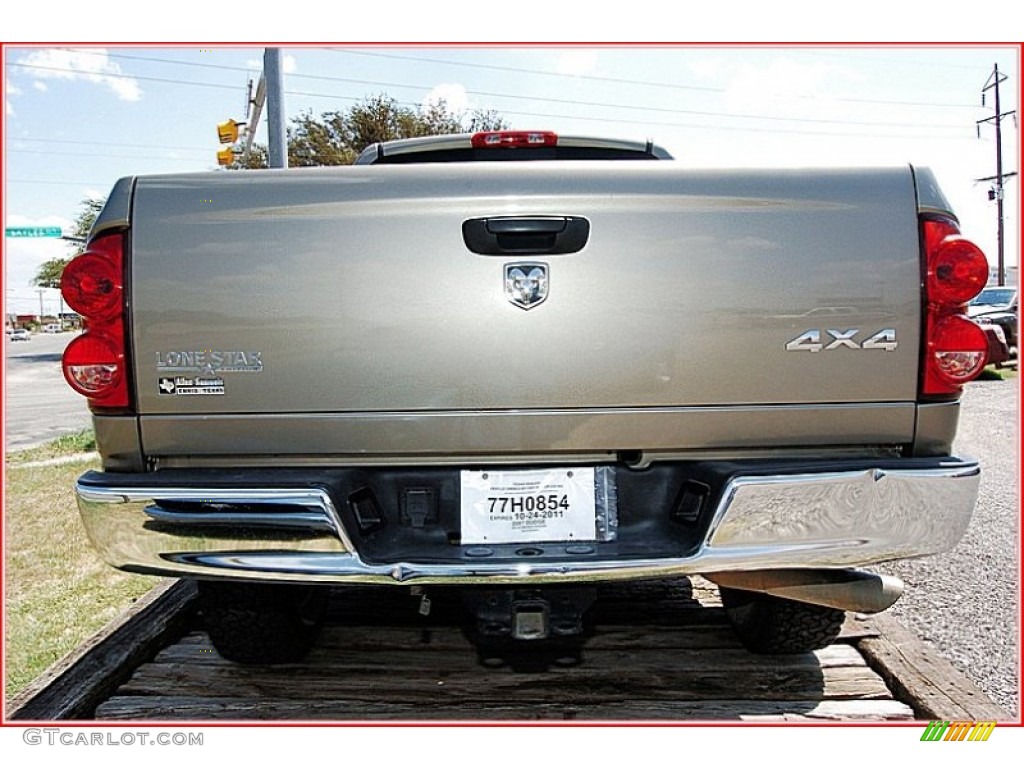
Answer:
[
  {"xmin": 92, "ymin": 578, "xmax": 917, "ymax": 722},
  {"xmin": 849, "ymin": 612, "xmax": 1010, "ymax": 722},
  {"xmin": 6, "ymin": 579, "xmax": 197, "ymax": 721}
]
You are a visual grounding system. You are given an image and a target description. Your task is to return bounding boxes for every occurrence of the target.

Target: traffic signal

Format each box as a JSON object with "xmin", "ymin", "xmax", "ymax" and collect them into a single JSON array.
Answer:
[
  {"xmin": 217, "ymin": 147, "xmax": 236, "ymax": 166},
  {"xmin": 217, "ymin": 119, "xmax": 244, "ymax": 144}
]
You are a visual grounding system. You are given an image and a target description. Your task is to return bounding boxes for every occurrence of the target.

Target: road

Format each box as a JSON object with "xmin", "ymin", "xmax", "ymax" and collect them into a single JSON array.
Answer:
[{"xmin": 4, "ymin": 331, "xmax": 92, "ymax": 450}]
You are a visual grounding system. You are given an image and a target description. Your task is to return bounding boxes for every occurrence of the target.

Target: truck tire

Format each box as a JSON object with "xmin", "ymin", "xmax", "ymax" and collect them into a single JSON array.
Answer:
[
  {"xmin": 719, "ymin": 586, "xmax": 845, "ymax": 654},
  {"xmin": 198, "ymin": 581, "xmax": 329, "ymax": 664}
]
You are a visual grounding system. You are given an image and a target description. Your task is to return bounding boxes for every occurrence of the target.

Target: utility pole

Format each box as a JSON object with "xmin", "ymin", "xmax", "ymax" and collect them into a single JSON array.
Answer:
[
  {"xmin": 976, "ymin": 63, "xmax": 1018, "ymax": 287},
  {"xmin": 264, "ymin": 48, "xmax": 288, "ymax": 169},
  {"xmin": 36, "ymin": 289, "xmax": 45, "ymax": 322},
  {"xmin": 243, "ymin": 74, "xmax": 266, "ymax": 166}
]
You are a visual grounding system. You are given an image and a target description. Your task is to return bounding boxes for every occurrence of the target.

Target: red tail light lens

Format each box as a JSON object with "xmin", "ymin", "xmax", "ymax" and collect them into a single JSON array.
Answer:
[
  {"xmin": 920, "ymin": 216, "xmax": 989, "ymax": 397},
  {"xmin": 61, "ymin": 232, "xmax": 130, "ymax": 408},
  {"xmin": 927, "ymin": 236, "xmax": 989, "ymax": 306},
  {"xmin": 61, "ymin": 252, "xmax": 122, "ymax": 318},
  {"xmin": 925, "ymin": 314, "xmax": 989, "ymax": 391},
  {"xmin": 62, "ymin": 333, "xmax": 125, "ymax": 401},
  {"xmin": 471, "ymin": 131, "xmax": 558, "ymax": 149}
]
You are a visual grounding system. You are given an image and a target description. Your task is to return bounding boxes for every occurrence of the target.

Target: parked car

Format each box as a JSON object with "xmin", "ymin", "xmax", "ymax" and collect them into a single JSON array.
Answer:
[
  {"xmin": 976, "ymin": 310, "xmax": 1018, "ymax": 366},
  {"xmin": 968, "ymin": 286, "xmax": 1018, "ymax": 368},
  {"xmin": 968, "ymin": 286, "xmax": 1017, "ymax": 317},
  {"xmin": 979, "ymin": 322, "xmax": 1013, "ymax": 367},
  {"xmin": 9, "ymin": 328, "xmax": 31, "ymax": 341}
]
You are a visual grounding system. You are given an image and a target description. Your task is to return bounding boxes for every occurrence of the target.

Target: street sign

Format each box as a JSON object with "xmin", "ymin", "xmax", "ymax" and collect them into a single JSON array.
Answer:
[{"xmin": 5, "ymin": 226, "xmax": 63, "ymax": 238}]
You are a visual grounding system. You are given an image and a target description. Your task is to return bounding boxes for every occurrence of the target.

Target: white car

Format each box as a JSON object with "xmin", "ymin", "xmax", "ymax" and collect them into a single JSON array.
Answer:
[
  {"xmin": 968, "ymin": 286, "xmax": 1017, "ymax": 317},
  {"xmin": 9, "ymin": 328, "xmax": 31, "ymax": 341}
]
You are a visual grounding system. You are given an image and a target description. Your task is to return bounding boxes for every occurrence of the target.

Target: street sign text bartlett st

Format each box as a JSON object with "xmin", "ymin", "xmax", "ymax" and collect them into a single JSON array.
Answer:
[{"xmin": 5, "ymin": 227, "xmax": 63, "ymax": 238}]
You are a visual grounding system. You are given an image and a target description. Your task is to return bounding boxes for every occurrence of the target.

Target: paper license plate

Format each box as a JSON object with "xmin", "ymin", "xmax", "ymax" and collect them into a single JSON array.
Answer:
[{"xmin": 460, "ymin": 467, "xmax": 597, "ymax": 545}]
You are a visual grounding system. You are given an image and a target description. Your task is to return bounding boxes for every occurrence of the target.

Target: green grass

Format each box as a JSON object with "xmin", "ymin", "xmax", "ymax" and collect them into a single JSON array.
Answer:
[
  {"xmin": 977, "ymin": 364, "xmax": 1019, "ymax": 381},
  {"xmin": 6, "ymin": 428, "xmax": 97, "ymax": 466},
  {"xmin": 4, "ymin": 435, "xmax": 158, "ymax": 699}
]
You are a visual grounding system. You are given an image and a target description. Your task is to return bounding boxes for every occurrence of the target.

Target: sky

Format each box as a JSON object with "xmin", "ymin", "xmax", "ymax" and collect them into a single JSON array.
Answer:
[{"xmin": 2, "ymin": 44, "xmax": 1020, "ymax": 316}]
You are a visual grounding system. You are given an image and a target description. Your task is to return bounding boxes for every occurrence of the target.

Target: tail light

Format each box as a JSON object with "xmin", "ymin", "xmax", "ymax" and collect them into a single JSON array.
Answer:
[
  {"xmin": 921, "ymin": 216, "xmax": 989, "ymax": 397},
  {"xmin": 61, "ymin": 232, "xmax": 130, "ymax": 408},
  {"xmin": 471, "ymin": 130, "xmax": 557, "ymax": 149}
]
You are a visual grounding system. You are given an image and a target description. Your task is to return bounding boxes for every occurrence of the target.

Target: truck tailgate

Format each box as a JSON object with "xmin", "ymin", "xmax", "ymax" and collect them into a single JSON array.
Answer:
[{"xmin": 128, "ymin": 163, "xmax": 922, "ymax": 456}]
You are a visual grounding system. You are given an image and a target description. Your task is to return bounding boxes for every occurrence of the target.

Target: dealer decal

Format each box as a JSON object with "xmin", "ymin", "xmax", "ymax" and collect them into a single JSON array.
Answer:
[{"xmin": 158, "ymin": 376, "xmax": 225, "ymax": 396}]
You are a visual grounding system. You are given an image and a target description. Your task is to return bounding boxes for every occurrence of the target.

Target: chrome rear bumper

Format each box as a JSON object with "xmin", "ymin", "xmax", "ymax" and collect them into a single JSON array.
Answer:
[{"xmin": 75, "ymin": 459, "xmax": 979, "ymax": 585}]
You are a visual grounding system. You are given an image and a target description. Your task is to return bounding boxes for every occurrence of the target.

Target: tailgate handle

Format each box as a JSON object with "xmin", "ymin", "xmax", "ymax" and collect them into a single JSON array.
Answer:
[{"xmin": 462, "ymin": 216, "xmax": 590, "ymax": 255}]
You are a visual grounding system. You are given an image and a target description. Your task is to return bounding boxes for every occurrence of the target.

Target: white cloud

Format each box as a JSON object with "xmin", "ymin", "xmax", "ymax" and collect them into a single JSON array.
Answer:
[
  {"xmin": 722, "ymin": 57, "xmax": 856, "ymax": 116},
  {"xmin": 422, "ymin": 83, "xmax": 469, "ymax": 115},
  {"xmin": 5, "ymin": 213, "xmax": 74, "ymax": 230},
  {"xmin": 16, "ymin": 48, "xmax": 142, "ymax": 101},
  {"xmin": 32, "ymin": 81, "xmax": 48, "ymax": 92},
  {"xmin": 6, "ymin": 80, "xmax": 22, "ymax": 114},
  {"xmin": 556, "ymin": 50, "xmax": 599, "ymax": 77}
]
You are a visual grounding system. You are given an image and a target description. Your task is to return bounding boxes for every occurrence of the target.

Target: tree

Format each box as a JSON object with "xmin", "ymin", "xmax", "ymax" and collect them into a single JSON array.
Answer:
[
  {"xmin": 32, "ymin": 257, "xmax": 71, "ymax": 290},
  {"xmin": 231, "ymin": 94, "xmax": 507, "ymax": 169},
  {"xmin": 231, "ymin": 144, "xmax": 269, "ymax": 170},
  {"xmin": 32, "ymin": 197, "xmax": 105, "ymax": 289}
]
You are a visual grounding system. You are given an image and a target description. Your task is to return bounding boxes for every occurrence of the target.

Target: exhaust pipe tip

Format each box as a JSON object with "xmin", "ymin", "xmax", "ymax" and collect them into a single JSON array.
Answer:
[{"xmin": 704, "ymin": 568, "xmax": 904, "ymax": 614}]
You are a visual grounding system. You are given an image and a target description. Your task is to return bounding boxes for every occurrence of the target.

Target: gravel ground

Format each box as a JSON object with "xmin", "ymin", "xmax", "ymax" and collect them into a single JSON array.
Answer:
[{"xmin": 879, "ymin": 375, "xmax": 1020, "ymax": 716}]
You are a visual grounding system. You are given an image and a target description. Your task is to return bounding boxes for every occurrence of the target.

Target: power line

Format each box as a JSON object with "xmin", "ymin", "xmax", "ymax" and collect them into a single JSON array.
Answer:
[
  {"xmin": 97, "ymin": 50, "xmax": 262, "ymax": 74},
  {"xmin": 10, "ymin": 112, "xmax": 974, "ymax": 171},
  {"xmin": 7, "ymin": 179, "xmax": 111, "ymax": 186},
  {"xmin": 9, "ymin": 137, "xmax": 210, "ymax": 152},
  {"xmin": 281, "ymin": 88, "xmax": 974, "ymax": 141},
  {"xmin": 8, "ymin": 59, "xmax": 976, "ymax": 133},
  {"xmin": 5, "ymin": 120, "xmax": 977, "ymax": 179},
  {"xmin": 88, "ymin": 48, "xmax": 985, "ymax": 110},
  {"xmin": 297, "ymin": 83, "xmax": 976, "ymax": 134},
  {"xmin": 23, "ymin": 47, "xmax": 993, "ymax": 109},
  {"xmin": 329, "ymin": 48, "xmax": 984, "ymax": 109},
  {"xmin": 12, "ymin": 105, "xmax": 976, "ymax": 164},
  {"xmin": 9, "ymin": 148, "xmax": 208, "ymax": 161},
  {"xmin": 329, "ymin": 48, "xmax": 725, "ymax": 93},
  {"xmin": 6, "ymin": 62, "xmax": 240, "ymax": 92},
  {"xmin": 805, "ymin": 48, "xmax": 1011, "ymax": 72}
]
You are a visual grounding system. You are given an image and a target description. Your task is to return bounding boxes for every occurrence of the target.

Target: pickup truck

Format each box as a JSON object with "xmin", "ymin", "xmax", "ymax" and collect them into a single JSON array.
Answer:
[{"xmin": 62, "ymin": 130, "xmax": 990, "ymax": 664}]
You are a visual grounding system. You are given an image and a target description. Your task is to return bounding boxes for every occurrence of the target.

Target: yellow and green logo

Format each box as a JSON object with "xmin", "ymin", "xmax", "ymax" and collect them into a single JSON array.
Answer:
[{"xmin": 920, "ymin": 720, "xmax": 997, "ymax": 741}]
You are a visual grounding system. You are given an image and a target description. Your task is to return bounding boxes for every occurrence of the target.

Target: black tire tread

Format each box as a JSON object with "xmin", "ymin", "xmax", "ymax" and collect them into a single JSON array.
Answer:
[
  {"xmin": 719, "ymin": 586, "xmax": 845, "ymax": 654},
  {"xmin": 197, "ymin": 581, "xmax": 328, "ymax": 665}
]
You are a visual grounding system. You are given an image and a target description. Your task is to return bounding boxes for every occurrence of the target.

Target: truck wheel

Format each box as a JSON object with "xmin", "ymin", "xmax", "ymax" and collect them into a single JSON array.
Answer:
[
  {"xmin": 719, "ymin": 586, "xmax": 845, "ymax": 654},
  {"xmin": 198, "ymin": 581, "xmax": 329, "ymax": 664}
]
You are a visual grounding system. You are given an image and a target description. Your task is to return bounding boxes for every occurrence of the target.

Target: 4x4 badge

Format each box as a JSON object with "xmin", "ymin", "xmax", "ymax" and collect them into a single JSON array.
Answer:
[
  {"xmin": 505, "ymin": 262, "xmax": 548, "ymax": 310},
  {"xmin": 785, "ymin": 328, "xmax": 898, "ymax": 352}
]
